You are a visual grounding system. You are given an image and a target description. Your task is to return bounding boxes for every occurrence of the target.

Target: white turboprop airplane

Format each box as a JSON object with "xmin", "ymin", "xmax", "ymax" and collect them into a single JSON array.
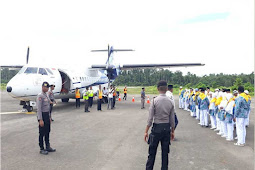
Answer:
[{"xmin": 2, "ymin": 45, "xmax": 204, "ymax": 111}]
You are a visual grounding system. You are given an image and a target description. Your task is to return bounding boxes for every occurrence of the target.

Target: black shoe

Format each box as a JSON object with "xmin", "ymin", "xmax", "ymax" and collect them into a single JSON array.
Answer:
[
  {"xmin": 46, "ymin": 147, "xmax": 56, "ymax": 152},
  {"xmin": 40, "ymin": 150, "xmax": 48, "ymax": 155},
  {"xmin": 51, "ymin": 119, "xmax": 54, "ymax": 122}
]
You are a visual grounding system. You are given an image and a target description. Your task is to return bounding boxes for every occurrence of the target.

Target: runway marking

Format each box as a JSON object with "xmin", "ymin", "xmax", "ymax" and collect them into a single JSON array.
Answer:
[
  {"xmin": 0, "ymin": 111, "xmax": 36, "ymax": 115},
  {"xmin": 0, "ymin": 112, "xmax": 23, "ymax": 115},
  {"xmin": 25, "ymin": 112, "xmax": 36, "ymax": 114}
]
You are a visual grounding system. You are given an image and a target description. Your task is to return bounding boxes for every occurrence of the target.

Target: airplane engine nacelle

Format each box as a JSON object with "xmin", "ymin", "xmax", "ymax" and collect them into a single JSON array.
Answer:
[{"xmin": 107, "ymin": 68, "xmax": 118, "ymax": 80}]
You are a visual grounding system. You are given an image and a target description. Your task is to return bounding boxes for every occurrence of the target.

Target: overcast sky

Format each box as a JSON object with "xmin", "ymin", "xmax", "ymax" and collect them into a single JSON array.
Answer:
[{"xmin": 0, "ymin": 0, "xmax": 254, "ymax": 76}]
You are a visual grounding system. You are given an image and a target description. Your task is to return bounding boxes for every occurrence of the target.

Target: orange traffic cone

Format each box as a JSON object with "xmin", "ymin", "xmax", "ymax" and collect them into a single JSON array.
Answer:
[
  {"xmin": 147, "ymin": 96, "xmax": 150, "ymax": 104},
  {"xmin": 132, "ymin": 96, "xmax": 135, "ymax": 102},
  {"xmin": 118, "ymin": 95, "xmax": 121, "ymax": 101}
]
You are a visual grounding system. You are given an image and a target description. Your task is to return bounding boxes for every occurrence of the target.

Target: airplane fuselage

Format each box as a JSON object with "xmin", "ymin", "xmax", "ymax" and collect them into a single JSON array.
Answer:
[{"xmin": 6, "ymin": 65, "xmax": 109, "ymax": 102}]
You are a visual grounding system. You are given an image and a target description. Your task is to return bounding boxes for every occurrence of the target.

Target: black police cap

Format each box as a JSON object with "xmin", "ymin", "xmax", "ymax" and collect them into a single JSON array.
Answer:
[
  {"xmin": 168, "ymin": 85, "xmax": 173, "ymax": 88},
  {"xmin": 42, "ymin": 82, "xmax": 50, "ymax": 88}
]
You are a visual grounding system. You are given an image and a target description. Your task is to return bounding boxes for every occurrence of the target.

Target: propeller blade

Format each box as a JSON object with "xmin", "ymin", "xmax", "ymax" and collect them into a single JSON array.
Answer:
[
  {"xmin": 26, "ymin": 46, "xmax": 29, "ymax": 64},
  {"xmin": 107, "ymin": 44, "xmax": 110, "ymax": 64}
]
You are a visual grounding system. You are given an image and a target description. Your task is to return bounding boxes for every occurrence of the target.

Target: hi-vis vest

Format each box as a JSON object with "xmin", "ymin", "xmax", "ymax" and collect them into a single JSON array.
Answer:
[
  {"xmin": 75, "ymin": 90, "xmax": 80, "ymax": 98},
  {"xmin": 124, "ymin": 88, "xmax": 127, "ymax": 94},
  {"xmin": 83, "ymin": 91, "xmax": 89, "ymax": 100},
  {"xmin": 88, "ymin": 90, "xmax": 94, "ymax": 97},
  {"xmin": 98, "ymin": 90, "xmax": 103, "ymax": 99}
]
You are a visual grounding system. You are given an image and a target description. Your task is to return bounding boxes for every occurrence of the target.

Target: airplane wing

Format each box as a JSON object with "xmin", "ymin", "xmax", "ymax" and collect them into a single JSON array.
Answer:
[
  {"xmin": 91, "ymin": 63, "xmax": 205, "ymax": 70},
  {"xmin": 1, "ymin": 65, "xmax": 24, "ymax": 69}
]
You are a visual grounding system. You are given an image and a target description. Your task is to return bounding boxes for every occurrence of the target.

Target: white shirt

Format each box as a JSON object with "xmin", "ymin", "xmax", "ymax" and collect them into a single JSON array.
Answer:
[
  {"xmin": 225, "ymin": 100, "xmax": 235, "ymax": 114},
  {"xmin": 166, "ymin": 91, "xmax": 175, "ymax": 109},
  {"xmin": 103, "ymin": 89, "xmax": 108, "ymax": 96},
  {"xmin": 108, "ymin": 88, "xmax": 113, "ymax": 98}
]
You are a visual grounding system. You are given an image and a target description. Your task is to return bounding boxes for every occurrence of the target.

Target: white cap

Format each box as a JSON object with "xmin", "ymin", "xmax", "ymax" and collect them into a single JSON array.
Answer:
[
  {"xmin": 180, "ymin": 86, "xmax": 182, "ymax": 88},
  {"xmin": 244, "ymin": 90, "xmax": 249, "ymax": 94},
  {"xmin": 215, "ymin": 89, "xmax": 219, "ymax": 92},
  {"xmin": 233, "ymin": 90, "xmax": 238, "ymax": 94}
]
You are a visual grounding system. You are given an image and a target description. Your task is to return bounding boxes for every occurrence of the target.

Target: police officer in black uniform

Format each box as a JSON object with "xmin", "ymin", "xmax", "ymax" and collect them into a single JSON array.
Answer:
[
  {"xmin": 144, "ymin": 80, "xmax": 175, "ymax": 170},
  {"xmin": 37, "ymin": 82, "xmax": 56, "ymax": 155}
]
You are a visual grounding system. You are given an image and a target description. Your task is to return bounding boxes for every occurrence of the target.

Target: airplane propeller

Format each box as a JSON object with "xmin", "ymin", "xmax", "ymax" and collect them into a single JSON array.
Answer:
[{"xmin": 26, "ymin": 46, "xmax": 29, "ymax": 64}]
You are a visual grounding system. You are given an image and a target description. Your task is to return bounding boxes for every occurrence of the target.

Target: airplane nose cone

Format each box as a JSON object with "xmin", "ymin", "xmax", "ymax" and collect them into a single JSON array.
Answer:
[{"xmin": 6, "ymin": 86, "xmax": 12, "ymax": 92}]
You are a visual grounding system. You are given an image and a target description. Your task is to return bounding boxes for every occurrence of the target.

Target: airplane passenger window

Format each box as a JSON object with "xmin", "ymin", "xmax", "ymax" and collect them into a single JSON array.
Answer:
[
  {"xmin": 39, "ymin": 68, "xmax": 48, "ymax": 75},
  {"xmin": 24, "ymin": 67, "xmax": 38, "ymax": 74},
  {"xmin": 46, "ymin": 68, "xmax": 53, "ymax": 75}
]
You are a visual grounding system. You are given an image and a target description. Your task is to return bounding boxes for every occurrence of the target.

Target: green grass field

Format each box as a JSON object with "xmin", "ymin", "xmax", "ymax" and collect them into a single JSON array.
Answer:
[
  {"xmin": 117, "ymin": 86, "xmax": 179, "ymax": 95},
  {"xmin": 1, "ymin": 83, "xmax": 253, "ymax": 96},
  {"xmin": 117, "ymin": 86, "xmax": 254, "ymax": 96},
  {"xmin": 1, "ymin": 83, "xmax": 7, "ymax": 91}
]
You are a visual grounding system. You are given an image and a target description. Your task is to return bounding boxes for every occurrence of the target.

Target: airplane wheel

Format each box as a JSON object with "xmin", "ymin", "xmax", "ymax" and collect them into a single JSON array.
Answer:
[
  {"xmin": 62, "ymin": 98, "xmax": 69, "ymax": 102},
  {"xmin": 26, "ymin": 106, "xmax": 33, "ymax": 112}
]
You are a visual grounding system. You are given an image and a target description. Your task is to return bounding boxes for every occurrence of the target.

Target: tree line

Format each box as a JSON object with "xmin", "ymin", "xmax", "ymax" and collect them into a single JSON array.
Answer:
[
  {"xmin": 1, "ymin": 68, "xmax": 19, "ymax": 84},
  {"xmin": 114, "ymin": 69, "xmax": 254, "ymax": 92},
  {"xmin": 1, "ymin": 68, "xmax": 254, "ymax": 93}
]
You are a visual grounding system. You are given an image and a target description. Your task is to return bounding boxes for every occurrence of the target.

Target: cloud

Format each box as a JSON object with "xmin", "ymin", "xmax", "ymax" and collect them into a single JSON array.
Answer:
[
  {"xmin": 181, "ymin": 12, "xmax": 230, "ymax": 24},
  {"xmin": 0, "ymin": 0, "xmax": 253, "ymax": 77}
]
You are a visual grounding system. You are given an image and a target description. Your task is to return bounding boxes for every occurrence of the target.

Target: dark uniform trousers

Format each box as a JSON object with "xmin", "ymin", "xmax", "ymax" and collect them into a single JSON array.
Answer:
[
  {"xmin": 146, "ymin": 123, "xmax": 171, "ymax": 170},
  {"xmin": 113, "ymin": 96, "xmax": 116, "ymax": 108},
  {"xmin": 97, "ymin": 99, "xmax": 102, "ymax": 110},
  {"xmin": 76, "ymin": 98, "xmax": 80, "ymax": 108},
  {"xmin": 85, "ymin": 100, "xmax": 89, "ymax": 112},
  {"xmin": 123, "ymin": 93, "xmax": 127, "ymax": 100},
  {"xmin": 50, "ymin": 104, "xmax": 53, "ymax": 116},
  {"xmin": 39, "ymin": 112, "xmax": 51, "ymax": 150},
  {"xmin": 89, "ymin": 97, "xmax": 93, "ymax": 107}
]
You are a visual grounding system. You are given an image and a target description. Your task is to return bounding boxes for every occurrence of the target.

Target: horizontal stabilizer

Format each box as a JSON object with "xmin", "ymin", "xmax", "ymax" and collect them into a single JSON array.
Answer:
[
  {"xmin": 91, "ymin": 50, "xmax": 108, "ymax": 52},
  {"xmin": 91, "ymin": 49, "xmax": 134, "ymax": 52}
]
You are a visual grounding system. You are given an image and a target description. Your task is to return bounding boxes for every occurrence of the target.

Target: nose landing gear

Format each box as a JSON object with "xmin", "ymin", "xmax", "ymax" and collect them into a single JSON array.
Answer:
[{"xmin": 20, "ymin": 101, "xmax": 33, "ymax": 112}]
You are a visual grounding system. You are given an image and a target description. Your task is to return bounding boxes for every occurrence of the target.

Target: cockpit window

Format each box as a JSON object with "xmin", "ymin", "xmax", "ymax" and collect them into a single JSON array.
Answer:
[
  {"xmin": 39, "ymin": 68, "xmax": 48, "ymax": 75},
  {"xmin": 24, "ymin": 67, "xmax": 38, "ymax": 74},
  {"xmin": 46, "ymin": 68, "xmax": 53, "ymax": 75}
]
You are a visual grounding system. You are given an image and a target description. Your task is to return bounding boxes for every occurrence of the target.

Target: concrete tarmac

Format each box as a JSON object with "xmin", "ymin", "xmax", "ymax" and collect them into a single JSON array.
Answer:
[{"xmin": 1, "ymin": 91, "xmax": 254, "ymax": 170}]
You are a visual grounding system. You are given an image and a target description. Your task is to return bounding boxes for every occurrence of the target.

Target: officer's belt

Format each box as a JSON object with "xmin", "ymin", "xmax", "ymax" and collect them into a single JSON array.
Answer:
[{"xmin": 153, "ymin": 123, "xmax": 170, "ymax": 127}]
